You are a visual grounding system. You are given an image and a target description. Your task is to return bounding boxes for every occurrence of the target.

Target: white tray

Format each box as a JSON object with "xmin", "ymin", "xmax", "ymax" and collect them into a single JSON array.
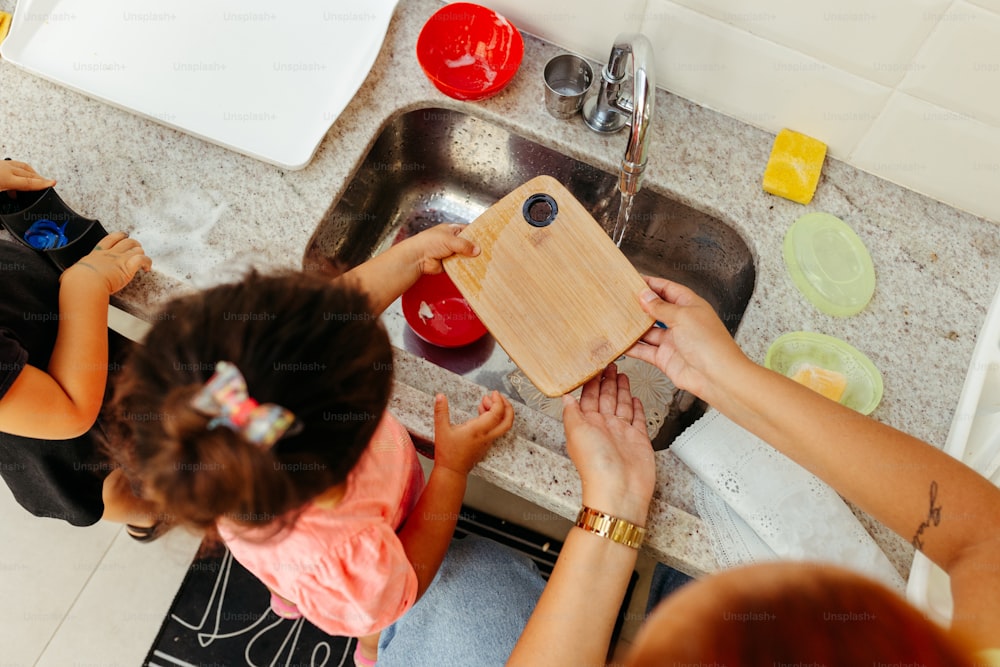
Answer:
[
  {"xmin": 0, "ymin": 0, "xmax": 398, "ymax": 169},
  {"xmin": 906, "ymin": 279, "xmax": 1000, "ymax": 624}
]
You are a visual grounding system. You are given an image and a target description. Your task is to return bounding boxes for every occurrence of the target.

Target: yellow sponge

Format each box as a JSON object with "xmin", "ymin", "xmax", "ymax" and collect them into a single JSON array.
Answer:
[
  {"xmin": 762, "ymin": 128, "xmax": 827, "ymax": 204},
  {"xmin": 790, "ymin": 363, "xmax": 846, "ymax": 402},
  {"xmin": 0, "ymin": 12, "xmax": 11, "ymax": 47}
]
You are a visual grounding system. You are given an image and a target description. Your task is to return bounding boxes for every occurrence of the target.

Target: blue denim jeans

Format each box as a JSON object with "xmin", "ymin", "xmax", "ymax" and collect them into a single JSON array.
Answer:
[
  {"xmin": 377, "ymin": 534, "xmax": 546, "ymax": 666},
  {"xmin": 645, "ymin": 562, "xmax": 694, "ymax": 615}
]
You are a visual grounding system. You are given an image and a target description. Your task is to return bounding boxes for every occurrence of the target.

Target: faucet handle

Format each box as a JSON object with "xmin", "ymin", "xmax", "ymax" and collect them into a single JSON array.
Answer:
[
  {"xmin": 582, "ymin": 71, "xmax": 628, "ymax": 134},
  {"xmin": 582, "ymin": 33, "xmax": 655, "ymax": 134},
  {"xmin": 582, "ymin": 33, "xmax": 656, "ymax": 197}
]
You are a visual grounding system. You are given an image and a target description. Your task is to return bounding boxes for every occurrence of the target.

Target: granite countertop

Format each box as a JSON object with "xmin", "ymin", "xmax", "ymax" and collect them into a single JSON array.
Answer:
[{"xmin": 3, "ymin": 0, "xmax": 999, "ymax": 578}]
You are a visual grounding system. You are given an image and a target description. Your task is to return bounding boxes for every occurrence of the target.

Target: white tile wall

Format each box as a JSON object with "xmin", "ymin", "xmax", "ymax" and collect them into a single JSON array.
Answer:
[
  {"xmin": 968, "ymin": 0, "xmax": 1000, "ymax": 12},
  {"xmin": 449, "ymin": 0, "xmax": 1000, "ymax": 224},
  {"xmin": 666, "ymin": 0, "xmax": 949, "ymax": 87},
  {"xmin": 899, "ymin": 3, "xmax": 1000, "ymax": 127},
  {"xmin": 641, "ymin": 1, "xmax": 892, "ymax": 157},
  {"xmin": 852, "ymin": 92, "xmax": 1000, "ymax": 223}
]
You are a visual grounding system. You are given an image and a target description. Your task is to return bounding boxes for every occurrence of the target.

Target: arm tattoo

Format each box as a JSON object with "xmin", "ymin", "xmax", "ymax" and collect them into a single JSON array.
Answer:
[{"xmin": 911, "ymin": 481, "xmax": 942, "ymax": 551}]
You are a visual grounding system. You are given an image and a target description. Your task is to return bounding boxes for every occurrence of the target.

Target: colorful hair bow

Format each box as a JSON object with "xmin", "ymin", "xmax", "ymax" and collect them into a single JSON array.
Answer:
[{"xmin": 190, "ymin": 361, "xmax": 298, "ymax": 448}]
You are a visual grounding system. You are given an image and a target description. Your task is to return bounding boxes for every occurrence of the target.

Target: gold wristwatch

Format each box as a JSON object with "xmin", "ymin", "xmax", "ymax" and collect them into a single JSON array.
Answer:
[{"xmin": 575, "ymin": 505, "xmax": 646, "ymax": 549}]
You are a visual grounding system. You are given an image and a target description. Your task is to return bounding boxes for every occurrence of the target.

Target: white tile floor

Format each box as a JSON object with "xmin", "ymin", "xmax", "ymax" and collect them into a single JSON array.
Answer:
[
  {"xmin": 0, "ymin": 459, "xmax": 656, "ymax": 666},
  {"xmin": 0, "ymin": 480, "xmax": 202, "ymax": 666}
]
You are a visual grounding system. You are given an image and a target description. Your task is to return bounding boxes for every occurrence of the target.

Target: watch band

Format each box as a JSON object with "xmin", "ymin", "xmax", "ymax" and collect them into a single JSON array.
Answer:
[{"xmin": 575, "ymin": 505, "xmax": 646, "ymax": 549}]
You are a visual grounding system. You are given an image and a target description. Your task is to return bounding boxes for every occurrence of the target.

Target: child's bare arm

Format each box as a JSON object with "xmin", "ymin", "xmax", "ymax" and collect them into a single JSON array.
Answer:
[
  {"xmin": 0, "ymin": 233, "xmax": 151, "ymax": 438},
  {"xmin": 337, "ymin": 224, "xmax": 479, "ymax": 315},
  {"xmin": 395, "ymin": 391, "xmax": 514, "ymax": 599}
]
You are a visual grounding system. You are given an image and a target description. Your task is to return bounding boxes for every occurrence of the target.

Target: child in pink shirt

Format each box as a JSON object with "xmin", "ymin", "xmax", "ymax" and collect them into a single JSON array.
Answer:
[
  {"xmin": 108, "ymin": 226, "xmax": 513, "ymax": 665},
  {"xmin": 218, "ymin": 412, "xmax": 426, "ymax": 634}
]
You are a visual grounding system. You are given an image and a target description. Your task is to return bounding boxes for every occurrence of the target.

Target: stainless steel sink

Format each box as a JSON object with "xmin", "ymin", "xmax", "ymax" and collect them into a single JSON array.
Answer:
[{"xmin": 304, "ymin": 107, "xmax": 755, "ymax": 449}]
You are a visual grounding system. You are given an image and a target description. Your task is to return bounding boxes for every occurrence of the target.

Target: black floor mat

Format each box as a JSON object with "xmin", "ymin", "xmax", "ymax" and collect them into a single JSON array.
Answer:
[{"xmin": 145, "ymin": 506, "xmax": 584, "ymax": 667}]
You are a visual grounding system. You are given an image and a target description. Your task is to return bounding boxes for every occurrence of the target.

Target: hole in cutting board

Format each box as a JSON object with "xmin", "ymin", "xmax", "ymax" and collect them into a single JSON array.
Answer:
[{"xmin": 523, "ymin": 193, "xmax": 558, "ymax": 227}]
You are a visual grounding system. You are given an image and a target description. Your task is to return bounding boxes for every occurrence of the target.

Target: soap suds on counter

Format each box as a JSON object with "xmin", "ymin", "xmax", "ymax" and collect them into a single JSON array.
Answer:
[{"xmin": 127, "ymin": 189, "xmax": 264, "ymax": 288}]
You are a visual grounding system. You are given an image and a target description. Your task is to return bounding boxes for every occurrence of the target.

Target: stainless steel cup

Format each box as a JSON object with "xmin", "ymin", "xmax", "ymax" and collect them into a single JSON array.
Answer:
[{"xmin": 543, "ymin": 54, "xmax": 594, "ymax": 120}]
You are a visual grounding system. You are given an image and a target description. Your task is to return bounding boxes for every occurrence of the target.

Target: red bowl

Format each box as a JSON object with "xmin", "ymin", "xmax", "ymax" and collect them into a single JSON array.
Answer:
[
  {"xmin": 415, "ymin": 2, "xmax": 524, "ymax": 101},
  {"xmin": 402, "ymin": 271, "xmax": 489, "ymax": 347}
]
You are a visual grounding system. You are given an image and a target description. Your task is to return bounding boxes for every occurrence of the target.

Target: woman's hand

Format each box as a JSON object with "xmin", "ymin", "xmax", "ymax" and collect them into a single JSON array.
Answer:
[
  {"xmin": 432, "ymin": 390, "xmax": 514, "ymax": 477},
  {"xmin": 407, "ymin": 223, "xmax": 480, "ymax": 276},
  {"xmin": 626, "ymin": 276, "xmax": 750, "ymax": 403},
  {"xmin": 563, "ymin": 364, "xmax": 655, "ymax": 526},
  {"xmin": 61, "ymin": 232, "xmax": 153, "ymax": 295},
  {"xmin": 0, "ymin": 160, "xmax": 56, "ymax": 192},
  {"xmin": 508, "ymin": 366, "xmax": 655, "ymax": 665}
]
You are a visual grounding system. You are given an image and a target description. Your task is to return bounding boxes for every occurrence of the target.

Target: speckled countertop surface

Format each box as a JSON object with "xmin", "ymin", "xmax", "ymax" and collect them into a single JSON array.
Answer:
[{"xmin": 2, "ymin": 0, "xmax": 999, "ymax": 578}]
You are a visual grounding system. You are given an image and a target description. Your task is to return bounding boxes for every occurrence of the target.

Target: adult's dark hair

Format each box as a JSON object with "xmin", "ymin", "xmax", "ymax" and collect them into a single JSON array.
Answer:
[
  {"xmin": 629, "ymin": 561, "xmax": 978, "ymax": 666},
  {"xmin": 107, "ymin": 271, "xmax": 393, "ymax": 533}
]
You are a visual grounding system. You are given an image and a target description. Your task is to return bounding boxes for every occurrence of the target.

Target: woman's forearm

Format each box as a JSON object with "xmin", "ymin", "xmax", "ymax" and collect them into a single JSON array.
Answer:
[
  {"xmin": 507, "ymin": 527, "xmax": 638, "ymax": 667},
  {"xmin": 707, "ymin": 356, "xmax": 1000, "ymax": 644},
  {"xmin": 708, "ymin": 358, "xmax": 1000, "ymax": 568},
  {"xmin": 633, "ymin": 275, "xmax": 1000, "ymax": 647},
  {"xmin": 510, "ymin": 370, "xmax": 655, "ymax": 666}
]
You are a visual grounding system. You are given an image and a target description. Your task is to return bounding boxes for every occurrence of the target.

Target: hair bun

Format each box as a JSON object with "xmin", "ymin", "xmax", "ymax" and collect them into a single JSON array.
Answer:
[{"xmin": 160, "ymin": 385, "xmax": 213, "ymax": 443}]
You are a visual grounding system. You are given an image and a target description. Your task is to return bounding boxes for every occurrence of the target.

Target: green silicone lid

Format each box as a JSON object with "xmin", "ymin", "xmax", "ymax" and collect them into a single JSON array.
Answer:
[
  {"xmin": 764, "ymin": 331, "xmax": 883, "ymax": 414},
  {"xmin": 783, "ymin": 212, "xmax": 875, "ymax": 317}
]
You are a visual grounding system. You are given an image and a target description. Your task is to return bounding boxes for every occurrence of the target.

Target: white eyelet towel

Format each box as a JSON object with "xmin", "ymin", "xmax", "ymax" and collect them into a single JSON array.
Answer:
[{"xmin": 672, "ymin": 409, "xmax": 905, "ymax": 591}]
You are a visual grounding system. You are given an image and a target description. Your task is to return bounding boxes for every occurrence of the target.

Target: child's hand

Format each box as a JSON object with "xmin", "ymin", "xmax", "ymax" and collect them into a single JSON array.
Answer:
[
  {"xmin": 0, "ymin": 160, "xmax": 57, "ymax": 193},
  {"xmin": 61, "ymin": 232, "xmax": 153, "ymax": 294},
  {"xmin": 409, "ymin": 223, "xmax": 480, "ymax": 276},
  {"xmin": 432, "ymin": 390, "xmax": 514, "ymax": 476},
  {"xmin": 337, "ymin": 223, "xmax": 481, "ymax": 316}
]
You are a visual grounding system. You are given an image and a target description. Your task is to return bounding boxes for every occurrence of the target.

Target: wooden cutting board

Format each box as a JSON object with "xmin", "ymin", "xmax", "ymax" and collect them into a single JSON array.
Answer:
[{"xmin": 443, "ymin": 175, "xmax": 655, "ymax": 397}]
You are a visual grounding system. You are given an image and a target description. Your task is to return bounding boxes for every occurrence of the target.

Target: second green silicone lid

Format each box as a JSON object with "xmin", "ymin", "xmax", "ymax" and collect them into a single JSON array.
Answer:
[{"xmin": 783, "ymin": 212, "xmax": 875, "ymax": 317}]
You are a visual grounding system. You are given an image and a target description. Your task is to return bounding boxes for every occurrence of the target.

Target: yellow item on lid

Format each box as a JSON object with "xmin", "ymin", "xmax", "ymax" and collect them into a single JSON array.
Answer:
[
  {"xmin": 0, "ymin": 12, "xmax": 12, "ymax": 47},
  {"xmin": 762, "ymin": 128, "xmax": 827, "ymax": 205},
  {"xmin": 790, "ymin": 363, "xmax": 847, "ymax": 402}
]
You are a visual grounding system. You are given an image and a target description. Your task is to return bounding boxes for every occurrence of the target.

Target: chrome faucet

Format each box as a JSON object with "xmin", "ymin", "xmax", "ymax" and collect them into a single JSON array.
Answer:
[{"xmin": 582, "ymin": 33, "xmax": 656, "ymax": 198}]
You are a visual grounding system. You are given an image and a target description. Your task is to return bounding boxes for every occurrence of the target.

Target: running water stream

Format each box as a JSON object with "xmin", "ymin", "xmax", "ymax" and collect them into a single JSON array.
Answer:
[{"xmin": 609, "ymin": 191, "xmax": 635, "ymax": 247}]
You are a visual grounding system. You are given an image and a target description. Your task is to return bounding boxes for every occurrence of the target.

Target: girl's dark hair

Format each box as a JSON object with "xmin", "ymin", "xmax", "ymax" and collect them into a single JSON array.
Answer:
[{"xmin": 107, "ymin": 271, "xmax": 393, "ymax": 532}]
